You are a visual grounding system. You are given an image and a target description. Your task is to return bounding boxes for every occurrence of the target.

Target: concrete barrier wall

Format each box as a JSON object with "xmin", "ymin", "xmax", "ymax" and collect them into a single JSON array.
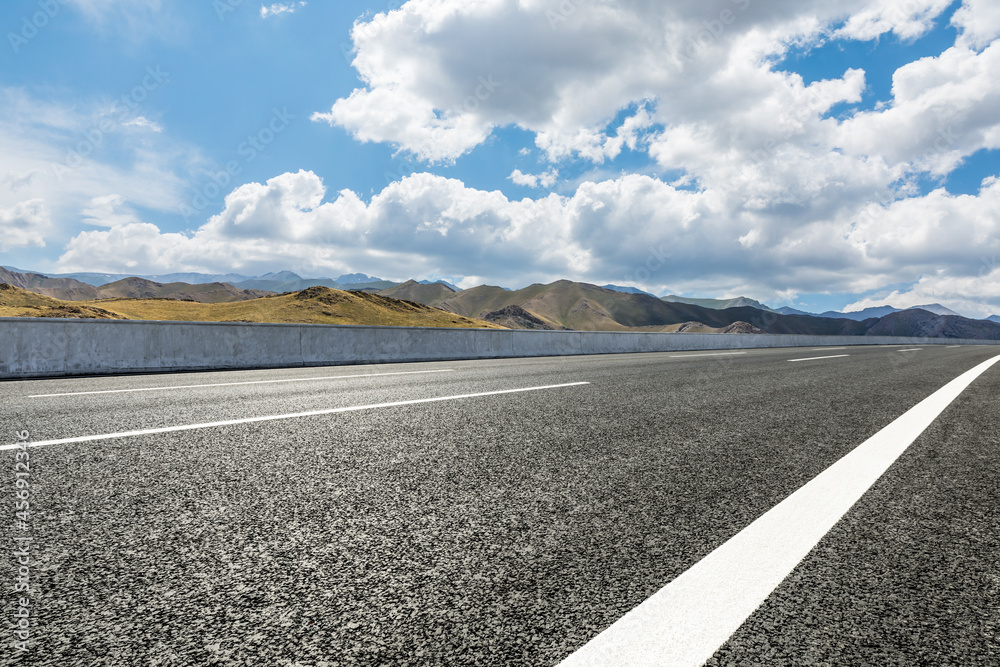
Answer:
[{"xmin": 2, "ymin": 317, "xmax": 998, "ymax": 379}]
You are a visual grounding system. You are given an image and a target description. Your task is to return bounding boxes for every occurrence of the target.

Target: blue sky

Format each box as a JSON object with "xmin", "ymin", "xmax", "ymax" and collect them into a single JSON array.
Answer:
[{"xmin": 2, "ymin": 0, "xmax": 1000, "ymax": 316}]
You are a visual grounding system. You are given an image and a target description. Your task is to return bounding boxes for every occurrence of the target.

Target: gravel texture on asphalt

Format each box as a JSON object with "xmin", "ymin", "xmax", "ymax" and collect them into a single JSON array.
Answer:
[
  {"xmin": 1, "ymin": 346, "xmax": 997, "ymax": 666},
  {"xmin": 707, "ymin": 355, "xmax": 1000, "ymax": 667}
]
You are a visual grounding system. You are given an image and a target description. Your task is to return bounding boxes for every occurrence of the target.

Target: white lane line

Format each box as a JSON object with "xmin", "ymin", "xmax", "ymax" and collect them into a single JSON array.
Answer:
[
  {"xmin": 558, "ymin": 353, "xmax": 1000, "ymax": 667},
  {"xmin": 787, "ymin": 354, "xmax": 850, "ymax": 362},
  {"xmin": 811, "ymin": 347, "xmax": 848, "ymax": 351},
  {"xmin": 1, "ymin": 382, "xmax": 590, "ymax": 451},
  {"xmin": 669, "ymin": 352, "xmax": 746, "ymax": 358},
  {"xmin": 27, "ymin": 369, "xmax": 456, "ymax": 398},
  {"xmin": 897, "ymin": 349, "xmax": 923, "ymax": 353}
]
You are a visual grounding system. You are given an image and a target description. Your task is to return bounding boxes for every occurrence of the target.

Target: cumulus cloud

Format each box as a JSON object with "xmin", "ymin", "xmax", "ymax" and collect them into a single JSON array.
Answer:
[
  {"xmin": 58, "ymin": 170, "xmax": 587, "ymax": 281},
  {"xmin": 314, "ymin": 0, "xmax": 955, "ymax": 163},
  {"xmin": 841, "ymin": 176, "xmax": 1000, "ymax": 317},
  {"xmin": 836, "ymin": 42, "xmax": 1000, "ymax": 176},
  {"xmin": 260, "ymin": 2, "xmax": 306, "ymax": 19},
  {"xmin": 833, "ymin": 0, "xmax": 954, "ymax": 41},
  {"xmin": 508, "ymin": 167, "xmax": 559, "ymax": 189},
  {"xmin": 952, "ymin": 0, "xmax": 1000, "ymax": 49},
  {"xmin": 0, "ymin": 199, "xmax": 51, "ymax": 251}
]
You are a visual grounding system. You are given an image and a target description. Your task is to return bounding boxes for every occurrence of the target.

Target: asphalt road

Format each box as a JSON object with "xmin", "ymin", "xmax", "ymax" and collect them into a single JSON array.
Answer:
[{"xmin": 2, "ymin": 345, "xmax": 998, "ymax": 666}]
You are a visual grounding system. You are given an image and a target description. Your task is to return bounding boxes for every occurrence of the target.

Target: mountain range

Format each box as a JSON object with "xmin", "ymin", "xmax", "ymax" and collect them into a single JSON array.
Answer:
[
  {"xmin": 0, "ymin": 266, "xmax": 387, "ymax": 288},
  {"xmin": 3, "ymin": 267, "xmax": 999, "ymax": 339},
  {"xmin": 372, "ymin": 279, "xmax": 1000, "ymax": 339},
  {"xmin": 663, "ymin": 294, "xmax": 777, "ymax": 312},
  {"xmin": 776, "ymin": 303, "xmax": 961, "ymax": 320}
]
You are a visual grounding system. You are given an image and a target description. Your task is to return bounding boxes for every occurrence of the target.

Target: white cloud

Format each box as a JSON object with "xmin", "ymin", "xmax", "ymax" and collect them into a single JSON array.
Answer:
[
  {"xmin": 314, "ymin": 0, "xmax": 955, "ymax": 163},
  {"xmin": 508, "ymin": 167, "xmax": 559, "ymax": 189},
  {"xmin": 260, "ymin": 2, "xmax": 306, "ymax": 19},
  {"xmin": 56, "ymin": 170, "xmax": 587, "ymax": 280},
  {"xmin": 842, "ymin": 176, "xmax": 1000, "ymax": 318},
  {"xmin": 4, "ymin": 170, "xmax": 40, "ymax": 192},
  {"xmin": 81, "ymin": 194, "xmax": 141, "ymax": 228},
  {"xmin": 953, "ymin": 0, "xmax": 1000, "ymax": 49},
  {"xmin": 843, "ymin": 271, "xmax": 1000, "ymax": 320},
  {"xmin": 833, "ymin": 0, "xmax": 954, "ymax": 41},
  {"xmin": 123, "ymin": 116, "xmax": 162, "ymax": 133},
  {"xmin": 0, "ymin": 199, "xmax": 51, "ymax": 251},
  {"xmin": 836, "ymin": 42, "xmax": 1000, "ymax": 176},
  {"xmin": 0, "ymin": 86, "xmax": 195, "ymax": 251}
]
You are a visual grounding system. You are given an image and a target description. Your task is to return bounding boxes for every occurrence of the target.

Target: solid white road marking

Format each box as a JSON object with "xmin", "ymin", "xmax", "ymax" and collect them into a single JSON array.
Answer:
[
  {"xmin": 558, "ymin": 353, "xmax": 1000, "ymax": 667},
  {"xmin": 669, "ymin": 352, "xmax": 746, "ymax": 358},
  {"xmin": 787, "ymin": 354, "xmax": 850, "ymax": 362},
  {"xmin": 1, "ymin": 383, "xmax": 590, "ymax": 451},
  {"xmin": 27, "ymin": 369, "xmax": 456, "ymax": 398}
]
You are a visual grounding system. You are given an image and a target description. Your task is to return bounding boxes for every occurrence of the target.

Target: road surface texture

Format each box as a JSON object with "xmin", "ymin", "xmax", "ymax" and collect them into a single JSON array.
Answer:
[{"xmin": 2, "ymin": 345, "xmax": 997, "ymax": 665}]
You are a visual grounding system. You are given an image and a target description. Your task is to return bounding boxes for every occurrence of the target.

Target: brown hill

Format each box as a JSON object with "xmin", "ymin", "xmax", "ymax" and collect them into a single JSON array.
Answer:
[
  {"xmin": 865, "ymin": 309, "xmax": 1000, "ymax": 339},
  {"xmin": 483, "ymin": 305, "xmax": 565, "ymax": 330},
  {"xmin": 378, "ymin": 279, "xmax": 456, "ymax": 306},
  {"xmin": 0, "ymin": 267, "xmax": 101, "ymax": 300},
  {"xmin": 721, "ymin": 321, "xmax": 767, "ymax": 334},
  {"xmin": 95, "ymin": 277, "xmax": 272, "ymax": 303},
  {"xmin": 436, "ymin": 280, "xmax": 1000, "ymax": 339},
  {"xmin": 0, "ymin": 268, "xmax": 271, "ymax": 303},
  {"xmin": 438, "ymin": 281, "xmax": 637, "ymax": 330},
  {"xmin": 0, "ymin": 284, "xmax": 501, "ymax": 328},
  {"xmin": 0, "ymin": 283, "xmax": 124, "ymax": 319},
  {"xmin": 438, "ymin": 281, "xmax": 799, "ymax": 332}
]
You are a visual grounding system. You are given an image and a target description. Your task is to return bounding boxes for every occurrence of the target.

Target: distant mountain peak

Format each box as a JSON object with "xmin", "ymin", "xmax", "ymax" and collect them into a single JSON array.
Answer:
[
  {"xmin": 336, "ymin": 273, "xmax": 381, "ymax": 284},
  {"xmin": 417, "ymin": 279, "xmax": 459, "ymax": 291},
  {"xmin": 258, "ymin": 270, "xmax": 303, "ymax": 281},
  {"xmin": 601, "ymin": 284, "xmax": 656, "ymax": 297},
  {"xmin": 909, "ymin": 303, "xmax": 961, "ymax": 317},
  {"xmin": 660, "ymin": 294, "xmax": 776, "ymax": 312}
]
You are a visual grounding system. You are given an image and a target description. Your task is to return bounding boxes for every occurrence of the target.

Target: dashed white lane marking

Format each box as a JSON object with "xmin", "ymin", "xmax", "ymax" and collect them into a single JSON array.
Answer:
[
  {"xmin": 558, "ymin": 353, "xmax": 1000, "ymax": 667},
  {"xmin": 2, "ymin": 382, "xmax": 590, "ymax": 451},
  {"xmin": 897, "ymin": 348, "xmax": 923, "ymax": 353},
  {"xmin": 669, "ymin": 352, "xmax": 746, "ymax": 358},
  {"xmin": 27, "ymin": 369, "xmax": 455, "ymax": 398},
  {"xmin": 811, "ymin": 347, "xmax": 848, "ymax": 351},
  {"xmin": 787, "ymin": 354, "xmax": 850, "ymax": 362}
]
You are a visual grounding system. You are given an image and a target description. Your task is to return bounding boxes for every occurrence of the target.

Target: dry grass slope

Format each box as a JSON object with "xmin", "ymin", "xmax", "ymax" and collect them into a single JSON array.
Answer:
[
  {"xmin": 377, "ymin": 280, "xmax": 456, "ymax": 306},
  {"xmin": 95, "ymin": 277, "xmax": 272, "ymax": 303},
  {"xmin": 0, "ymin": 284, "xmax": 124, "ymax": 319},
  {"xmin": 439, "ymin": 281, "xmax": 690, "ymax": 331},
  {"xmin": 0, "ymin": 285, "xmax": 502, "ymax": 329}
]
